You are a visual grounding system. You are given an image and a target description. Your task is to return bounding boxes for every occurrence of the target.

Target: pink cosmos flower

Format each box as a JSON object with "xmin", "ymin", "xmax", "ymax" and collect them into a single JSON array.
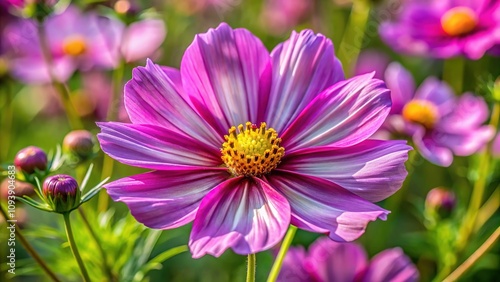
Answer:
[
  {"xmin": 379, "ymin": 0, "xmax": 500, "ymax": 59},
  {"xmin": 3, "ymin": 6, "xmax": 165, "ymax": 84},
  {"xmin": 353, "ymin": 49, "xmax": 390, "ymax": 80},
  {"xmin": 278, "ymin": 237, "xmax": 419, "ymax": 282},
  {"xmin": 260, "ymin": 0, "xmax": 313, "ymax": 35},
  {"xmin": 381, "ymin": 62, "xmax": 493, "ymax": 166},
  {"xmin": 98, "ymin": 23, "xmax": 411, "ymax": 258},
  {"xmin": 3, "ymin": 6, "xmax": 120, "ymax": 83}
]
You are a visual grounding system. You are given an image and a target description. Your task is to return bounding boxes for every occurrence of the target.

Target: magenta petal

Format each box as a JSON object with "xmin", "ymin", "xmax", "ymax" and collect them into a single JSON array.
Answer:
[
  {"xmin": 266, "ymin": 171, "xmax": 389, "ymax": 242},
  {"xmin": 189, "ymin": 177, "xmax": 290, "ymax": 258},
  {"xmin": 305, "ymin": 238, "xmax": 368, "ymax": 282},
  {"xmin": 10, "ymin": 56, "xmax": 76, "ymax": 84},
  {"xmin": 180, "ymin": 23, "xmax": 271, "ymax": 134},
  {"xmin": 121, "ymin": 19, "xmax": 166, "ymax": 62},
  {"xmin": 97, "ymin": 122, "xmax": 222, "ymax": 169},
  {"xmin": 413, "ymin": 132, "xmax": 453, "ymax": 167},
  {"xmin": 264, "ymin": 30, "xmax": 344, "ymax": 133},
  {"xmin": 440, "ymin": 93, "xmax": 490, "ymax": 130},
  {"xmin": 105, "ymin": 169, "xmax": 228, "ymax": 229},
  {"xmin": 124, "ymin": 60, "xmax": 222, "ymax": 148},
  {"xmin": 281, "ymin": 140, "xmax": 411, "ymax": 202},
  {"xmin": 414, "ymin": 77, "xmax": 455, "ymax": 115},
  {"xmin": 282, "ymin": 73, "xmax": 391, "ymax": 151},
  {"xmin": 363, "ymin": 248, "xmax": 419, "ymax": 282},
  {"xmin": 277, "ymin": 246, "xmax": 310, "ymax": 282},
  {"xmin": 384, "ymin": 62, "xmax": 415, "ymax": 114}
]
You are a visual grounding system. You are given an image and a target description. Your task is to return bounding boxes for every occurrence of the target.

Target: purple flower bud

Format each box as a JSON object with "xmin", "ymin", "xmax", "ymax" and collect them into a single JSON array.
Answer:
[
  {"xmin": 43, "ymin": 175, "xmax": 81, "ymax": 213},
  {"xmin": 425, "ymin": 188, "xmax": 456, "ymax": 218},
  {"xmin": 63, "ymin": 130, "xmax": 95, "ymax": 160},
  {"xmin": 14, "ymin": 146, "xmax": 48, "ymax": 174}
]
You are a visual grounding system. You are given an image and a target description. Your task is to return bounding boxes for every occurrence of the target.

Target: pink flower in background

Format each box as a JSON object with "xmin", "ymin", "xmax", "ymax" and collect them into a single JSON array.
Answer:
[
  {"xmin": 98, "ymin": 23, "xmax": 411, "ymax": 258},
  {"xmin": 380, "ymin": 62, "xmax": 493, "ymax": 166},
  {"xmin": 105, "ymin": 17, "xmax": 166, "ymax": 64},
  {"xmin": 3, "ymin": 6, "xmax": 120, "ymax": 83},
  {"xmin": 260, "ymin": 0, "xmax": 313, "ymax": 34},
  {"xmin": 353, "ymin": 49, "xmax": 390, "ymax": 80},
  {"xmin": 492, "ymin": 133, "xmax": 500, "ymax": 157},
  {"xmin": 278, "ymin": 237, "xmax": 419, "ymax": 282},
  {"xmin": 379, "ymin": 0, "xmax": 500, "ymax": 59}
]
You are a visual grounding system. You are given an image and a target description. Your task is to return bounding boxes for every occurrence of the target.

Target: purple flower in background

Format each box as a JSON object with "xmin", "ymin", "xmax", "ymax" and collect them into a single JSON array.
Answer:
[
  {"xmin": 279, "ymin": 237, "xmax": 419, "ymax": 282},
  {"xmin": 380, "ymin": 0, "xmax": 500, "ymax": 59},
  {"xmin": 260, "ymin": 0, "xmax": 313, "ymax": 35},
  {"xmin": 3, "ymin": 6, "xmax": 120, "ymax": 83},
  {"xmin": 380, "ymin": 62, "xmax": 493, "ymax": 166},
  {"xmin": 98, "ymin": 23, "xmax": 411, "ymax": 258},
  {"xmin": 353, "ymin": 49, "xmax": 390, "ymax": 80}
]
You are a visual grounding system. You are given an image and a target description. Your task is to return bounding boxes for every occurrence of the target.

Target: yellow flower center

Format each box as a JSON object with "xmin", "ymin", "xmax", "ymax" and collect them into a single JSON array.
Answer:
[
  {"xmin": 402, "ymin": 100, "xmax": 439, "ymax": 129},
  {"xmin": 221, "ymin": 122, "xmax": 285, "ymax": 177},
  {"xmin": 441, "ymin": 7, "xmax": 477, "ymax": 36},
  {"xmin": 62, "ymin": 36, "xmax": 87, "ymax": 56}
]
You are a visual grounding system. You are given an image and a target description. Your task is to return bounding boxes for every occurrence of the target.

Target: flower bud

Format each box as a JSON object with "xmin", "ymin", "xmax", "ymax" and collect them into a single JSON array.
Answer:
[
  {"xmin": 63, "ymin": 130, "xmax": 95, "ymax": 161},
  {"xmin": 42, "ymin": 175, "xmax": 81, "ymax": 213},
  {"xmin": 1, "ymin": 178, "xmax": 36, "ymax": 199},
  {"xmin": 425, "ymin": 188, "xmax": 456, "ymax": 218},
  {"xmin": 14, "ymin": 146, "xmax": 48, "ymax": 174}
]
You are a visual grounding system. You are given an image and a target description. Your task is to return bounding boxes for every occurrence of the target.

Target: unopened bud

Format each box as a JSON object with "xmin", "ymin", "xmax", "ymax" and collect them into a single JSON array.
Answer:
[
  {"xmin": 63, "ymin": 130, "xmax": 95, "ymax": 161},
  {"xmin": 14, "ymin": 146, "xmax": 48, "ymax": 174},
  {"xmin": 425, "ymin": 188, "xmax": 456, "ymax": 218},
  {"xmin": 43, "ymin": 174, "xmax": 81, "ymax": 213}
]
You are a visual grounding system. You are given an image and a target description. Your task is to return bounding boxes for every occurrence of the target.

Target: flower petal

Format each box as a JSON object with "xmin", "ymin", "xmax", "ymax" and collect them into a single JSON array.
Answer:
[
  {"xmin": 105, "ymin": 169, "xmax": 228, "ymax": 229},
  {"xmin": 281, "ymin": 73, "xmax": 391, "ymax": 151},
  {"xmin": 189, "ymin": 177, "xmax": 290, "ymax": 258},
  {"xmin": 277, "ymin": 246, "xmax": 310, "ymax": 282},
  {"xmin": 180, "ymin": 23, "xmax": 271, "ymax": 134},
  {"xmin": 384, "ymin": 62, "xmax": 415, "ymax": 114},
  {"xmin": 266, "ymin": 171, "xmax": 389, "ymax": 242},
  {"xmin": 414, "ymin": 77, "xmax": 455, "ymax": 115},
  {"xmin": 121, "ymin": 19, "xmax": 167, "ymax": 62},
  {"xmin": 124, "ymin": 60, "xmax": 222, "ymax": 148},
  {"xmin": 305, "ymin": 238, "xmax": 368, "ymax": 282},
  {"xmin": 439, "ymin": 93, "xmax": 490, "ymax": 130},
  {"xmin": 97, "ymin": 122, "xmax": 222, "ymax": 169},
  {"xmin": 264, "ymin": 30, "xmax": 344, "ymax": 133},
  {"xmin": 413, "ymin": 131, "xmax": 453, "ymax": 167},
  {"xmin": 281, "ymin": 140, "xmax": 411, "ymax": 202},
  {"xmin": 363, "ymin": 248, "xmax": 419, "ymax": 282}
]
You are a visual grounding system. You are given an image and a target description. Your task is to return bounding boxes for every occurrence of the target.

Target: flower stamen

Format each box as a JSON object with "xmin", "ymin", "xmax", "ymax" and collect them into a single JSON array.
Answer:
[
  {"xmin": 221, "ymin": 122, "xmax": 284, "ymax": 177},
  {"xmin": 62, "ymin": 35, "xmax": 87, "ymax": 56},
  {"xmin": 402, "ymin": 100, "xmax": 439, "ymax": 129},
  {"xmin": 441, "ymin": 7, "xmax": 477, "ymax": 37}
]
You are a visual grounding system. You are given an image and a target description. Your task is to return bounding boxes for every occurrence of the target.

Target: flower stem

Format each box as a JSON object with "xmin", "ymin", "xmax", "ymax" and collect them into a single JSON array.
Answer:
[
  {"xmin": 443, "ymin": 227, "xmax": 500, "ymax": 282},
  {"xmin": 246, "ymin": 253, "xmax": 256, "ymax": 282},
  {"xmin": 0, "ymin": 80, "xmax": 13, "ymax": 162},
  {"xmin": 0, "ymin": 205, "xmax": 61, "ymax": 282},
  {"xmin": 77, "ymin": 208, "xmax": 115, "ymax": 281},
  {"xmin": 36, "ymin": 23, "xmax": 83, "ymax": 130},
  {"xmin": 267, "ymin": 225, "xmax": 297, "ymax": 282},
  {"xmin": 337, "ymin": 0, "xmax": 371, "ymax": 76},
  {"xmin": 443, "ymin": 57, "xmax": 465, "ymax": 94},
  {"xmin": 456, "ymin": 102, "xmax": 499, "ymax": 251},
  {"xmin": 63, "ymin": 213, "xmax": 92, "ymax": 282}
]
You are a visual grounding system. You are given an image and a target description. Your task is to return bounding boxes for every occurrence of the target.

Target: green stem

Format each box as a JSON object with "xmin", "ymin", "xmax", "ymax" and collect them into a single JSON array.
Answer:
[
  {"xmin": 107, "ymin": 60, "xmax": 125, "ymax": 121},
  {"xmin": 443, "ymin": 57, "xmax": 465, "ymax": 94},
  {"xmin": 246, "ymin": 253, "xmax": 256, "ymax": 282},
  {"xmin": 443, "ymin": 227, "xmax": 500, "ymax": 282},
  {"xmin": 456, "ymin": 102, "xmax": 499, "ymax": 251},
  {"xmin": 37, "ymin": 23, "xmax": 83, "ymax": 130},
  {"xmin": 267, "ymin": 225, "xmax": 297, "ymax": 282},
  {"xmin": 98, "ymin": 61, "xmax": 124, "ymax": 212},
  {"xmin": 337, "ymin": 0, "xmax": 371, "ymax": 77},
  {"xmin": 0, "ymin": 205, "xmax": 61, "ymax": 282},
  {"xmin": 63, "ymin": 213, "xmax": 92, "ymax": 282},
  {"xmin": 77, "ymin": 208, "xmax": 115, "ymax": 281},
  {"xmin": 0, "ymin": 80, "xmax": 13, "ymax": 162}
]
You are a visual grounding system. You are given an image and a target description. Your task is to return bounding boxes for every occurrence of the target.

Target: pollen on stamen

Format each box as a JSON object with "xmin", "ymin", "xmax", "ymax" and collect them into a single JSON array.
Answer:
[{"xmin": 221, "ymin": 121, "xmax": 285, "ymax": 177}]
